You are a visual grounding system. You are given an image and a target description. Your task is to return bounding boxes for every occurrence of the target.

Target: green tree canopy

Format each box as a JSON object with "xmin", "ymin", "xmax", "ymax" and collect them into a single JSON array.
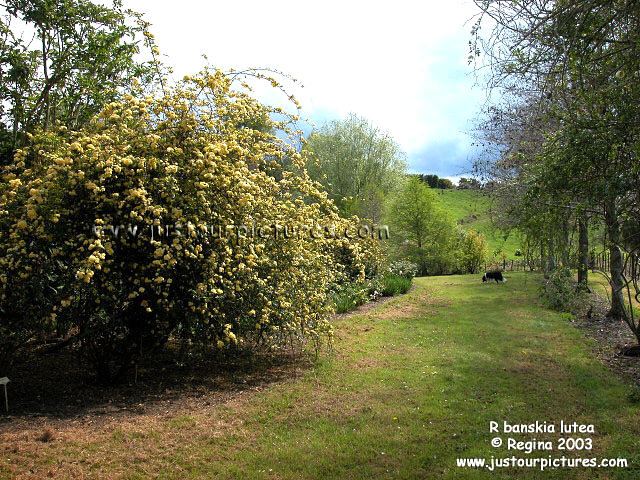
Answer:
[
  {"xmin": 386, "ymin": 176, "xmax": 461, "ymax": 275},
  {"xmin": 303, "ymin": 114, "xmax": 406, "ymax": 221},
  {"xmin": 416, "ymin": 174, "xmax": 454, "ymax": 190},
  {"xmin": 0, "ymin": 0, "xmax": 159, "ymax": 164}
]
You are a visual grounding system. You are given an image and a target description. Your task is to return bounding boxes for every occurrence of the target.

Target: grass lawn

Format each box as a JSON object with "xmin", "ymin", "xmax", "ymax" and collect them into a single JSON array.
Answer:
[{"xmin": 2, "ymin": 273, "xmax": 640, "ymax": 479}]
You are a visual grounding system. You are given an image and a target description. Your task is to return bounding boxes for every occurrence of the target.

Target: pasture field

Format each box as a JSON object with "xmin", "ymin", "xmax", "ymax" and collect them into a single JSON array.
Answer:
[{"xmin": 434, "ymin": 189, "xmax": 522, "ymax": 260}]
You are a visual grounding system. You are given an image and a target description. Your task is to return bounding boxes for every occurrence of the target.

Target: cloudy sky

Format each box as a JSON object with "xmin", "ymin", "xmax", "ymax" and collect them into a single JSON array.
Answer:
[{"xmin": 125, "ymin": 0, "xmax": 485, "ymax": 179}]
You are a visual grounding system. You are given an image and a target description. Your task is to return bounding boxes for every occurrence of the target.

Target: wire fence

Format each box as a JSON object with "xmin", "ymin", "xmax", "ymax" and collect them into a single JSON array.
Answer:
[
  {"xmin": 483, "ymin": 259, "xmax": 539, "ymax": 272},
  {"xmin": 482, "ymin": 251, "xmax": 639, "ymax": 279},
  {"xmin": 590, "ymin": 251, "xmax": 638, "ymax": 280}
]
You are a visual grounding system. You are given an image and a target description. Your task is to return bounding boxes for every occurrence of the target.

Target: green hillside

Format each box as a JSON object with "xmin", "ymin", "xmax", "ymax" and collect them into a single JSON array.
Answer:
[{"xmin": 433, "ymin": 188, "xmax": 522, "ymax": 261}]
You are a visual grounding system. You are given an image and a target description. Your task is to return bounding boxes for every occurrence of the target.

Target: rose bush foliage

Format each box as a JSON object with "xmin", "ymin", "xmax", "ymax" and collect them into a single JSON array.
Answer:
[{"xmin": 0, "ymin": 71, "xmax": 380, "ymax": 380}]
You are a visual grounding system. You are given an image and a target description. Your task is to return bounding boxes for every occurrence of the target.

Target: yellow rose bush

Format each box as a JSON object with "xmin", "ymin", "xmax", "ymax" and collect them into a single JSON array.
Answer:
[
  {"xmin": 323, "ymin": 215, "xmax": 386, "ymax": 314},
  {"xmin": 327, "ymin": 216, "xmax": 385, "ymax": 283},
  {"xmin": 0, "ymin": 70, "xmax": 369, "ymax": 381}
]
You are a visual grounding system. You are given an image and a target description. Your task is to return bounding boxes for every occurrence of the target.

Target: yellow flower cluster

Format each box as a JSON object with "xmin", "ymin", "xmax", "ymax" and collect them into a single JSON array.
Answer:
[{"xmin": 0, "ymin": 70, "xmax": 381, "ymax": 364}]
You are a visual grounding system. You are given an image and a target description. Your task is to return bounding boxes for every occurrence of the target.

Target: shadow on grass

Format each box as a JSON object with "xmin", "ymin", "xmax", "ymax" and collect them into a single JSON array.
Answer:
[{"xmin": 0, "ymin": 343, "xmax": 310, "ymax": 425}]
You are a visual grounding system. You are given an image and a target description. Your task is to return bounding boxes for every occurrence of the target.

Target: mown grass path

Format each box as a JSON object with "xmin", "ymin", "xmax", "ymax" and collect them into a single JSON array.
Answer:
[{"xmin": 3, "ymin": 273, "xmax": 640, "ymax": 479}]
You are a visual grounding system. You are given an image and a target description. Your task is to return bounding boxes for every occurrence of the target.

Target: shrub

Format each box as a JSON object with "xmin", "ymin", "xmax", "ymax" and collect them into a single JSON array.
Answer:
[
  {"xmin": 0, "ymin": 260, "xmax": 58, "ymax": 372},
  {"xmin": 386, "ymin": 178, "xmax": 461, "ymax": 276},
  {"xmin": 457, "ymin": 230, "xmax": 488, "ymax": 274},
  {"xmin": 330, "ymin": 274, "xmax": 410, "ymax": 313},
  {"xmin": 380, "ymin": 275, "xmax": 412, "ymax": 296},
  {"xmin": 385, "ymin": 260, "xmax": 419, "ymax": 279},
  {"xmin": 365, "ymin": 277, "xmax": 384, "ymax": 301},
  {"xmin": 357, "ymin": 230, "xmax": 385, "ymax": 279},
  {"xmin": 559, "ymin": 312, "xmax": 575, "ymax": 322},
  {"xmin": 330, "ymin": 282, "xmax": 368, "ymax": 314},
  {"xmin": 329, "ymin": 224, "xmax": 384, "ymax": 284},
  {"xmin": 539, "ymin": 268, "xmax": 586, "ymax": 312},
  {"xmin": 0, "ymin": 70, "xmax": 365, "ymax": 381}
]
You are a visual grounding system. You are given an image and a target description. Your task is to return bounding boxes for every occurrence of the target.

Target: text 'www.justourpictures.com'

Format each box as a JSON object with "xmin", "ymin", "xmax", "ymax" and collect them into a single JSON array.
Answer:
[{"xmin": 456, "ymin": 456, "xmax": 628, "ymax": 471}]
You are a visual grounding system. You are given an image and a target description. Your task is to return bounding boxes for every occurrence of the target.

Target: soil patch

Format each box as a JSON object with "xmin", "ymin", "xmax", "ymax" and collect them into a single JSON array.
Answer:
[{"xmin": 568, "ymin": 293, "xmax": 640, "ymax": 385}]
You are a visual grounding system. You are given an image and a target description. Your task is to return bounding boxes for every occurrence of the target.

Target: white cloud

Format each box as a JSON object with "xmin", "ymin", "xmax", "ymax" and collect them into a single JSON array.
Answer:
[{"xmin": 125, "ymin": 0, "xmax": 483, "ymax": 174}]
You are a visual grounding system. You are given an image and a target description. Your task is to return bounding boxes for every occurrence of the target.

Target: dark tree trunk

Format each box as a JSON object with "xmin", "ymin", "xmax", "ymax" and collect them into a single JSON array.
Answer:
[
  {"xmin": 577, "ymin": 214, "xmax": 590, "ymax": 292},
  {"xmin": 604, "ymin": 199, "xmax": 627, "ymax": 320},
  {"xmin": 547, "ymin": 234, "xmax": 556, "ymax": 273},
  {"xmin": 561, "ymin": 217, "xmax": 570, "ymax": 267}
]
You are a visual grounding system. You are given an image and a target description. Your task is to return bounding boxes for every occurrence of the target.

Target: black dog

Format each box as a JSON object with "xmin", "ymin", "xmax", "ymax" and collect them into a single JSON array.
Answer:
[{"xmin": 482, "ymin": 271, "xmax": 506, "ymax": 283}]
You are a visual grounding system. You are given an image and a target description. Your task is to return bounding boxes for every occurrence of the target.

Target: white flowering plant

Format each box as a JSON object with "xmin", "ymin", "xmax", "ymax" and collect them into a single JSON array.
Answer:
[{"xmin": 385, "ymin": 260, "xmax": 419, "ymax": 279}]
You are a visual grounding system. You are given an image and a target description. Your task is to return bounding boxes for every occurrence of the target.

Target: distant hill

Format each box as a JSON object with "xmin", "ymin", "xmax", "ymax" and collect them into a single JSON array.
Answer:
[{"xmin": 433, "ymin": 189, "xmax": 521, "ymax": 261}]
